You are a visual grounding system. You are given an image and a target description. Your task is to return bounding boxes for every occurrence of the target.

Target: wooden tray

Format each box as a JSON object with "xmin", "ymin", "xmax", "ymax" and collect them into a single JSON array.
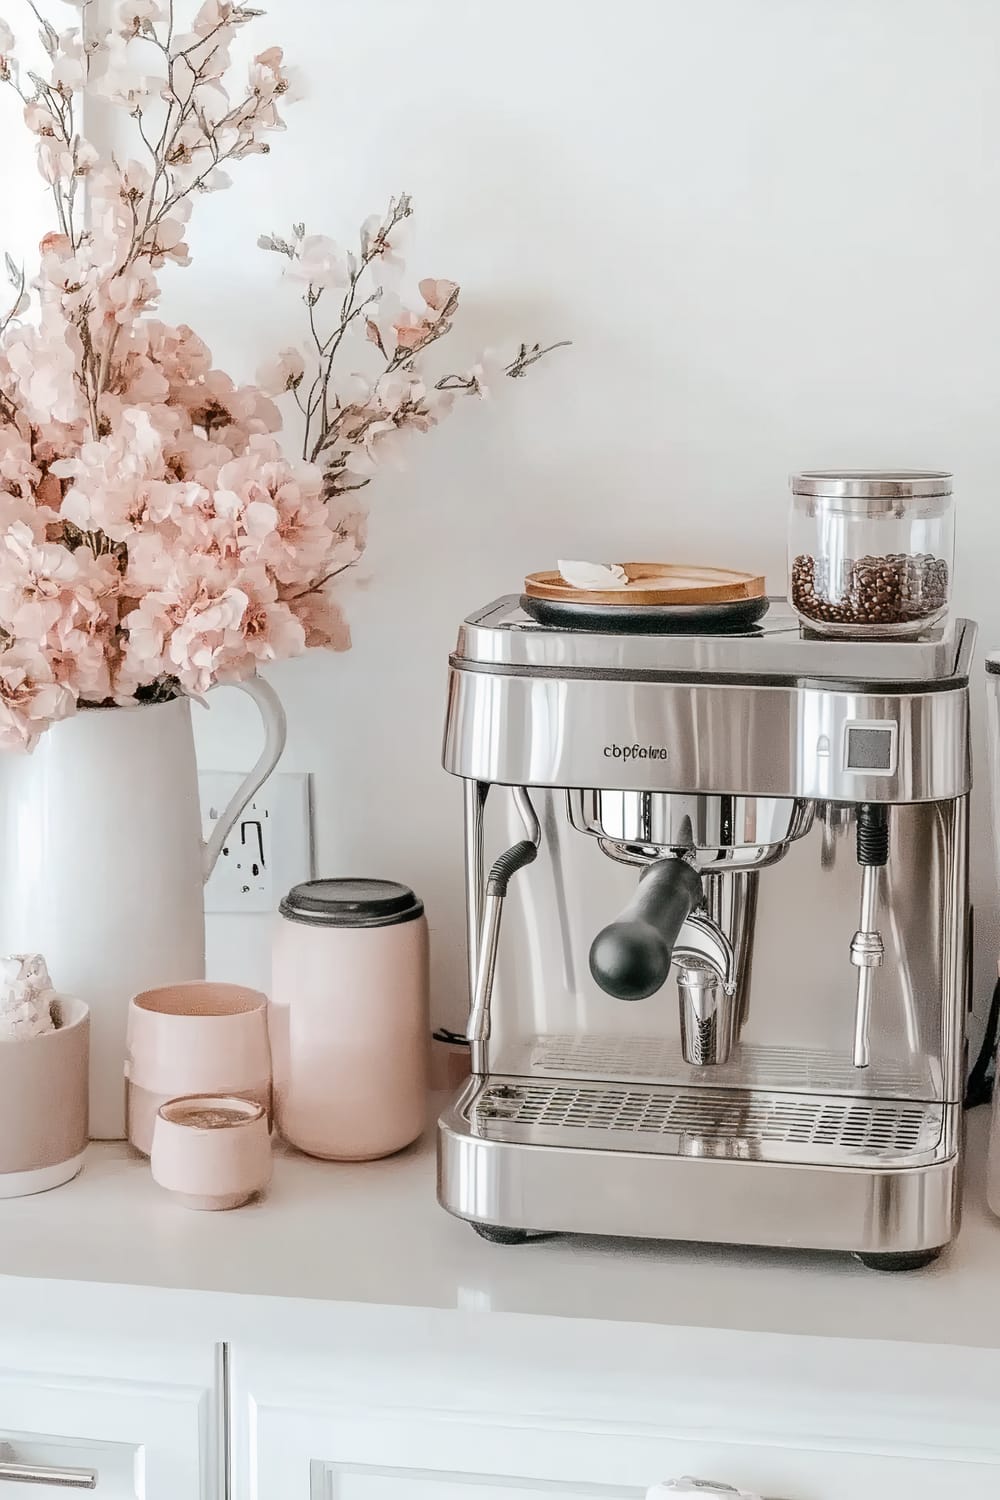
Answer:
[{"xmin": 524, "ymin": 564, "xmax": 766, "ymax": 607}]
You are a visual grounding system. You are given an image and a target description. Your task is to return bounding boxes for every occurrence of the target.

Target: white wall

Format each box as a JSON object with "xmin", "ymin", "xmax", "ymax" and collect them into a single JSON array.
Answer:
[{"xmin": 16, "ymin": 0, "xmax": 1000, "ymax": 1028}]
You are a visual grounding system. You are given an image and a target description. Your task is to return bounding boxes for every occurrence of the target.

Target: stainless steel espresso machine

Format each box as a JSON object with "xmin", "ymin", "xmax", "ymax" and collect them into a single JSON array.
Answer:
[{"xmin": 438, "ymin": 598, "xmax": 976, "ymax": 1266}]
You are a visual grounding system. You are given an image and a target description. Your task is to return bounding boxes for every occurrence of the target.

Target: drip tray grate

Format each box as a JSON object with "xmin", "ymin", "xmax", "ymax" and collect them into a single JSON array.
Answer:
[
  {"xmin": 469, "ymin": 1078, "xmax": 947, "ymax": 1168},
  {"xmin": 518, "ymin": 1033, "xmax": 937, "ymax": 1099}
]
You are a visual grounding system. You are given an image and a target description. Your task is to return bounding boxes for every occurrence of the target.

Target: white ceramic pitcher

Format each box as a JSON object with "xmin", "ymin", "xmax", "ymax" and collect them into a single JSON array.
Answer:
[{"xmin": 0, "ymin": 679, "xmax": 286, "ymax": 1138}]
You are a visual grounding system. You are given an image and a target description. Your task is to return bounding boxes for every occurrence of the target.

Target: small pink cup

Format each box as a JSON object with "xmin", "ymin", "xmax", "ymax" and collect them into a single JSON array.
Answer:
[
  {"xmin": 125, "ymin": 982, "xmax": 272, "ymax": 1156},
  {"xmin": 150, "ymin": 1095, "xmax": 272, "ymax": 1210}
]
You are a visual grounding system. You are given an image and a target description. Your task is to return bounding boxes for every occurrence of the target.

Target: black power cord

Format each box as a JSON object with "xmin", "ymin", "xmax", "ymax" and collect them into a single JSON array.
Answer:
[{"xmin": 965, "ymin": 977, "xmax": 1000, "ymax": 1109}]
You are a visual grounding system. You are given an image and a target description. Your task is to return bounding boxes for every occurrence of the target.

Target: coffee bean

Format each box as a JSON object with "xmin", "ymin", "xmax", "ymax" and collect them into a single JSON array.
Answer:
[{"xmin": 791, "ymin": 552, "xmax": 948, "ymax": 629}]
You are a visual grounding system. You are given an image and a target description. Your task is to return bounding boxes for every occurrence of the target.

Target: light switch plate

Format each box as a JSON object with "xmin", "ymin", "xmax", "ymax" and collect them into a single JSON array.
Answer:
[{"xmin": 200, "ymin": 771, "xmax": 314, "ymax": 914}]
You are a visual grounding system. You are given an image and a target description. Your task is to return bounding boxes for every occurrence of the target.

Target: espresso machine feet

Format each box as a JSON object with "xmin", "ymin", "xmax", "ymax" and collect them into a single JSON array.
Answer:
[
  {"xmin": 471, "ymin": 1223, "xmax": 551, "ymax": 1246},
  {"xmin": 853, "ymin": 1249, "xmax": 943, "ymax": 1272},
  {"xmin": 472, "ymin": 1225, "xmax": 944, "ymax": 1266},
  {"xmin": 471, "ymin": 1223, "xmax": 531, "ymax": 1245}
]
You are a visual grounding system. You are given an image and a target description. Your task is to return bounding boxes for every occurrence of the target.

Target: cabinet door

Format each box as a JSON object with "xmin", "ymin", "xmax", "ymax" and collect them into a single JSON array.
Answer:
[
  {"xmin": 0, "ymin": 1350, "xmax": 221, "ymax": 1499},
  {"xmin": 245, "ymin": 1412, "xmax": 1000, "ymax": 1500},
  {"xmin": 232, "ymin": 1346, "xmax": 1000, "ymax": 1500}
]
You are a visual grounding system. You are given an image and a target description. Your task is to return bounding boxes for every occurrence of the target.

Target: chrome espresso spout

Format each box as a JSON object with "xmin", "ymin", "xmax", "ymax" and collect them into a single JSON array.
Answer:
[
  {"xmin": 672, "ymin": 911, "xmax": 738, "ymax": 994},
  {"xmin": 673, "ymin": 912, "xmax": 739, "ymax": 1067}
]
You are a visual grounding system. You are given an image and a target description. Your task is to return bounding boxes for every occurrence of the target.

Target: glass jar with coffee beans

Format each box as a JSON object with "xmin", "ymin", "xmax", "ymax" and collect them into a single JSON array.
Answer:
[{"xmin": 788, "ymin": 471, "xmax": 954, "ymax": 639}]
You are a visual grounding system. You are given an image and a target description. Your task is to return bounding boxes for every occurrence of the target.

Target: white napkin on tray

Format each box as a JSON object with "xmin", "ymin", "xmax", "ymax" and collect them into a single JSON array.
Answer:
[{"xmin": 557, "ymin": 559, "xmax": 628, "ymax": 590}]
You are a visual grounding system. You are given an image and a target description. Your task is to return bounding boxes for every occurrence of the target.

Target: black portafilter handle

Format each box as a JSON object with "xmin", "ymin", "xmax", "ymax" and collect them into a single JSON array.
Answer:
[{"xmin": 589, "ymin": 857, "xmax": 704, "ymax": 1002}]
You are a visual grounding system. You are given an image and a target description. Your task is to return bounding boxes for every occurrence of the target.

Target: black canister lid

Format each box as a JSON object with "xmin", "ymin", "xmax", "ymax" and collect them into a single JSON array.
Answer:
[
  {"xmin": 988, "ymin": 653, "xmax": 1000, "ymax": 676},
  {"xmin": 279, "ymin": 878, "xmax": 424, "ymax": 928}
]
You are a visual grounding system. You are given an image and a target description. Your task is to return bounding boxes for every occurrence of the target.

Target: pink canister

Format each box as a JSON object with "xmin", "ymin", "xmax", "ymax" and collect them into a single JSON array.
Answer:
[{"xmin": 270, "ymin": 879, "xmax": 429, "ymax": 1160}]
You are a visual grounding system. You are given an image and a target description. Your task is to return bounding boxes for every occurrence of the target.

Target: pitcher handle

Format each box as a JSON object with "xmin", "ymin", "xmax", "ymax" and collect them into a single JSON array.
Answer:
[{"xmin": 201, "ymin": 676, "xmax": 288, "ymax": 882}]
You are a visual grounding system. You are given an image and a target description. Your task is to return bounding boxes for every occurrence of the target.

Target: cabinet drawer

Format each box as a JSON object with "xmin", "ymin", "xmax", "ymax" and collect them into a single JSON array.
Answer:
[
  {"xmin": 237, "ymin": 1390, "xmax": 1000, "ymax": 1500},
  {"xmin": 0, "ymin": 1359, "xmax": 218, "ymax": 1500},
  {"xmin": 305, "ymin": 1451, "xmax": 999, "ymax": 1500},
  {"xmin": 232, "ymin": 1323, "xmax": 1000, "ymax": 1500},
  {"xmin": 0, "ymin": 1434, "xmax": 132, "ymax": 1496}
]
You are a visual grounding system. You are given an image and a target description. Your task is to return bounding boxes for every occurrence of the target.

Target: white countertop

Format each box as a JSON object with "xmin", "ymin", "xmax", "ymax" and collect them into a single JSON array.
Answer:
[{"xmin": 1, "ymin": 1096, "xmax": 998, "ymax": 1350}]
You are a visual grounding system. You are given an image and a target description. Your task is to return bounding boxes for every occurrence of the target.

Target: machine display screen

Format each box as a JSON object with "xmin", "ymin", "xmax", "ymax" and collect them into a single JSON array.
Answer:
[{"xmin": 846, "ymin": 726, "xmax": 894, "ymax": 771}]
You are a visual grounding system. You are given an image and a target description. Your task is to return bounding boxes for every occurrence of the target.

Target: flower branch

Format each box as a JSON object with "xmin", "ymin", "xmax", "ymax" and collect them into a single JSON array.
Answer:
[{"xmin": 0, "ymin": 0, "xmax": 565, "ymax": 752}]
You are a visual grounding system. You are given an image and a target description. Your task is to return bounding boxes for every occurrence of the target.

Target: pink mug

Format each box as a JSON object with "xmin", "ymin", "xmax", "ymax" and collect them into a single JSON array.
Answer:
[
  {"xmin": 151, "ymin": 1095, "xmax": 272, "ymax": 1210},
  {"xmin": 125, "ymin": 982, "xmax": 272, "ymax": 1155}
]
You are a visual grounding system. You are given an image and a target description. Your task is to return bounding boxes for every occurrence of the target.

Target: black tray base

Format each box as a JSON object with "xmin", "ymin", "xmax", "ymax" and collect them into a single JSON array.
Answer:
[{"xmin": 519, "ymin": 594, "xmax": 771, "ymax": 634}]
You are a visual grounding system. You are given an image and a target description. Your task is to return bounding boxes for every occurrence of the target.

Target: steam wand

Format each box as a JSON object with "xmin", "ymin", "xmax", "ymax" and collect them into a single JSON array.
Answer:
[
  {"xmin": 467, "ymin": 788, "xmax": 540, "ymax": 1075},
  {"xmin": 851, "ymin": 804, "xmax": 889, "ymax": 1069}
]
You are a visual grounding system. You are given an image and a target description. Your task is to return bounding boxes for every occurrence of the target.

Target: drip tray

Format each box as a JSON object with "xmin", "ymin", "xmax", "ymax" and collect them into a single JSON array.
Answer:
[
  {"xmin": 513, "ymin": 1033, "xmax": 938, "ymax": 1100},
  {"xmin": 468, "ymin": 1077, "xmax": 947, "ymax": 1169}
]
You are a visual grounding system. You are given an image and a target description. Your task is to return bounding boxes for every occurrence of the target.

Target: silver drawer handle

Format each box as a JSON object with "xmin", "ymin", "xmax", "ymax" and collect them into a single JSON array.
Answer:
[{"xmin": 0, "ymin": 1454, "xmax": 97, "ymax": 1490}]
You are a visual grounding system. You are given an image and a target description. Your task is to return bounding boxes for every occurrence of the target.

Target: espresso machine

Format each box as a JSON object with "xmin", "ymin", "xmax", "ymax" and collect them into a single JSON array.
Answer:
[{"xmin": 438, "ymin": 598, "xmax": 976, "ymax": 1266}]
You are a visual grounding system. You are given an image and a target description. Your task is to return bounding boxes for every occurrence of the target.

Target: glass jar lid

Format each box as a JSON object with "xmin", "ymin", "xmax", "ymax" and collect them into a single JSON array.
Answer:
[
  {"xmin": 790, "ymin": 469, "xmax": 953, "ymax": 519},
  {"xmin": 279, "ymin": 878, "xmax": 424, "ymax": 928},
  {"xmin": 792, "ymin": 469, "xmax": 952, "ymax": 498}
]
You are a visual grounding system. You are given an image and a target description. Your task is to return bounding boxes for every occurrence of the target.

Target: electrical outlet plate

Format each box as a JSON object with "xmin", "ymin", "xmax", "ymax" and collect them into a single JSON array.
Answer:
[{"xmin": 200, "ymin": 771, "xmax": 314, "ymax": 915}]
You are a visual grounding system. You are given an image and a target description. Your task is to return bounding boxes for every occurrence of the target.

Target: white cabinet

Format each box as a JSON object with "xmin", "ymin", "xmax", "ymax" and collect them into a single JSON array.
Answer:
[
  {"xmin": 237, "ymin": 1401, "xmax": 1000, "ymax": 1500},
  {"xmin": 230, "ymin": 1328, "xmax": 1000, "ymax": 1500},
  {"xmin": 0, "ymin": 1338, "xmax": 220, "ymax": 1499},
  {"xmin": 3, "ymin": 1288, "xmax": 1000, "ymax": 1500},
  {"xmin": 238, "ymin": 1412, "xmax": 1000, "ymax": 1500}
]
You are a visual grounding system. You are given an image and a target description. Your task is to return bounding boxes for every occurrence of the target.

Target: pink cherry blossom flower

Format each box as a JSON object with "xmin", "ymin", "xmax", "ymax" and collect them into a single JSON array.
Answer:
[
  {"xmin": 0, "ymin": 643, "xmax": 75, "ymax": 751},
  {"xmin": 289, "ymin": 235, "xmax": 348, "ymax": 290},
  {"xmin": 117, "ymin": 1, "xmax": 164, "ymax": 36},
  {"xmin": 142, "ymin": 200, "xmax": 192, "ymax": 268},
  {"xmin": 50, "ymin": 30, "xmax": 86, "ymax": 96},
  {"xmin": 419, "ymin": 278, "xmax": 459, "ymax": 313},
  {"xmin": 256, "ymin": 347, "xmax": 305, "ymax": 396},
  {"xmin": 23, "ymin": 100, "xmax": 58, "ymax": 135},
  {"xmin": 92, "ymin": 36, "xmax": 160, "ymax": 108},
  {"xmin": 165, "ymin": 585, "xmax": 250, "ymax": 692},
  {"xmin": 4, "ymin": 315, "xmax": 83, "ymax": 424},
  {"xmin": 217, "ymin": 571, "xmax": 305, "ymax": 677},
  {"xmin": 391, "ymin": 308, "xmax": 437, "ymax": 352},
  {"xmin": 0, "ymin": 431, "xmax": 43, "ymax": 506},
  {"xmin": 220, "ymin": 452, "xmax": 336, "ymax": 585},
  {"xmin": 107, "ymin": 264, "xmax": 159, "ymax": 323},
  {"xmin": 36, "ymin": 138, "xmax": 74, "ymax": 185},
  {"xmin": 89, "ymin": 157, "xmax": 152, "ymax": 212},
  {"xmin": 119, "ymin": 570, "xmax": 248, "ymax": 696},
  {"xmin": 191, "ymin": 0, "xmax": 238, "ymax": 37},
  {"xmin": 459, "ymin": 348, "xmax": 508, "ymax": 398},
  {"xmin": 281, "ymin": 582, "xmax": 351, "ymax": 652}
]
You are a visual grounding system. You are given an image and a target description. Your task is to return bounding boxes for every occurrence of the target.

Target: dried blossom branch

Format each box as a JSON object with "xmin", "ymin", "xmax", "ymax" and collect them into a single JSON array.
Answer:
[
  {"xmin": 258, "ymin": 192, "xmax": 566, "ymax": 502},
  {"xmin": 0, "ymin": 2, "xmax": 565, "ymax": 753}
]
